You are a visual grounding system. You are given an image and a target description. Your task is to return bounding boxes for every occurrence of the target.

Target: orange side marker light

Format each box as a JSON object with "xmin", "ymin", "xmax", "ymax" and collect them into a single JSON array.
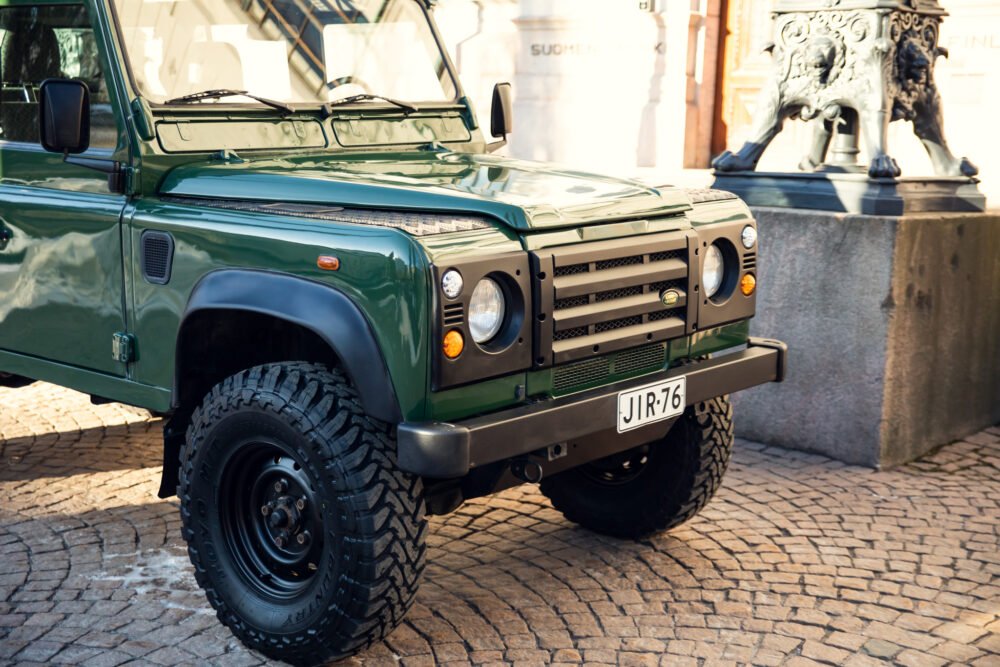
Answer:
[
  {"xmin": 317, "ymin": 256, "xmax": 340, "ymax": 271},
  {"xmin": 443, "ymin": 330, "xmax": 465, "ymax": 359}
]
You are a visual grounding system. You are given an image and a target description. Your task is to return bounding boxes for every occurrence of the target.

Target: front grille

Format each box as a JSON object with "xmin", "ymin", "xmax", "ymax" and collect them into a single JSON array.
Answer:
[
  {"xmin": 532, "ymin": 231, "xmax": 694, "ymax": 365},
  {"xmin": 552, "ymin": 342, "xmax": 667, "ymax": 394}
]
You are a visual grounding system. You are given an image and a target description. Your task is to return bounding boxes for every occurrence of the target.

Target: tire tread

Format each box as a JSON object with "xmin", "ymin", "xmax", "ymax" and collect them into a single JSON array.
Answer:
[{"xmin": 178, "ymin": 362, "xmax": 426, "ymax": 665}]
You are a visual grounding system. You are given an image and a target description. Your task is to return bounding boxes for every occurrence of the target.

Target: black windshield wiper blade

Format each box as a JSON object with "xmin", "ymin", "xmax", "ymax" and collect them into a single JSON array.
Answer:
[
  {"xmin": 324, "ymin": 94, "xmax": 418, "ymax": 115},
  {"xmin": 164, "ymin": 89, "xmax": 294, "ymax": 115}
]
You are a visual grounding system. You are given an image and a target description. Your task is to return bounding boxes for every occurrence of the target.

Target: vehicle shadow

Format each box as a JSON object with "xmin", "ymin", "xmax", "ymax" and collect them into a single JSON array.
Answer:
[{"xmin": 0, "ymin": 419, "xmax": 164, "ymax": 481}]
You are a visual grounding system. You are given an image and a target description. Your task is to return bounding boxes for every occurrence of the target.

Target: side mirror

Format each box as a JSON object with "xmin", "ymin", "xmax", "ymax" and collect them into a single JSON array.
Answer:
[
  {"xmin": 39, "ymin": 79, "xmax": 90, "ymax": 155},
  {"xmin": 490, "ymin": 82, "xmax": 513, "ymax": 140}
]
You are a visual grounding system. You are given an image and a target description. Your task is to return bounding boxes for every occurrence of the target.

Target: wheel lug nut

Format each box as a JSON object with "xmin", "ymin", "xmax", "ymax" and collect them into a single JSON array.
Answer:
[
  {"xmin": 261, "ymin": 505, "xmax": 270, "ymax": 516},
  {"xmin": 274, "ymin": 479, "xmax": 288, "ymax": 493},
  {"xmin": 274, "ymin": 535, "xmax": 286, "ymax": 548},
  {"xmin": 296, "ymin": 531, "xmax": 310, "ymax": 546},
  {"xmin": 295, "ymin": 498, "xmax": 306, "ymax": 511}
]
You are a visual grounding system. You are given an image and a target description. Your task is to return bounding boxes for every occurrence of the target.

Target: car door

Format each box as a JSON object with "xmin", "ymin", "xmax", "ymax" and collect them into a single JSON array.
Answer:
[{"xmin": 0, "ymin": 1, "xmax": 128, "ymax": 376}]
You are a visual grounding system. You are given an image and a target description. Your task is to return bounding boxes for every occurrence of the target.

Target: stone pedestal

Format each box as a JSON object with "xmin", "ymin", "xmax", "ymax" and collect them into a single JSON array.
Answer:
[
  {"xmin": 732, "ymin": 207, "xmax": 1000, "ymax": 468},
  {"xmin": 712, "ymin": 171, "xmax": 986, "ymax": 215}
]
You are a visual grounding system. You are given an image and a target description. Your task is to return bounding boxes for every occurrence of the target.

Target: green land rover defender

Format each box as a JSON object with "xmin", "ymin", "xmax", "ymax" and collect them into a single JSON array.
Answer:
[{"xmin": 0, "ymin": 0, "xmax": 786, "ymax": 663}]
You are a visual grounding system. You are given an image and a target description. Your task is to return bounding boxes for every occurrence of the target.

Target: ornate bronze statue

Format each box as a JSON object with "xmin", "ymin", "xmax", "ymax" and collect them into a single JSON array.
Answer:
[{"xmin": 713, "ymin": 0, "xmax": 976, "ymax": 179}]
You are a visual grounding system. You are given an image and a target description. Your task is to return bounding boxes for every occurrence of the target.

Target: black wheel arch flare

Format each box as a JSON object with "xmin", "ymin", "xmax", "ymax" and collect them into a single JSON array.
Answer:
[{"xmin": 175, "ymin": 269, "xmax": 403, "ymax": 424}]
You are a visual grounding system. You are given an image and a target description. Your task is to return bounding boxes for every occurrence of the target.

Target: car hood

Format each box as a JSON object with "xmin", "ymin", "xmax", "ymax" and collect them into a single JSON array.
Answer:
[{"xmin": 158, "ymin": 151, "xmax": 692, "ymax": 231}]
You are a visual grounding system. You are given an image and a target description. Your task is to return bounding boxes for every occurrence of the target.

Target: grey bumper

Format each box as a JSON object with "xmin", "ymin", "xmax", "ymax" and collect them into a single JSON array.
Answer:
[{"xmin": 398, "ymin": 337, "xmax": 787, "ymax": 478}]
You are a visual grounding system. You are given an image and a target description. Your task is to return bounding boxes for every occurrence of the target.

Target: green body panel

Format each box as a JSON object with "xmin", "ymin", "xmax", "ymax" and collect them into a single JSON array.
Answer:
[
  {"xmin": 127, "ymin": 199, "xmax": 434, "ymax": 421},
  {"xmin": 0, "ymin": 0, "xmax": 757, "ymax": 426},
  {"xmin": 0, "ymin": 181, "xmax": 126, "ymax": 375},
  {"xmin": 157, "ymin": 152, "xmax": 693, "ymax": 231}
]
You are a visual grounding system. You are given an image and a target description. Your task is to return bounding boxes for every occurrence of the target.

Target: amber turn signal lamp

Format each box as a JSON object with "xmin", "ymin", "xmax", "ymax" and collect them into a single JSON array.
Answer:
[
  {"xmin": 443, "ymin": 330, "xmax": 465, "ymax": 359},
  {"xmin": 740, "ymin": 273, "xmax": 757, "ymax": 296},
  {"xmin": 317, "ymin": 256, "xmax": 340, "ymax": 271}
]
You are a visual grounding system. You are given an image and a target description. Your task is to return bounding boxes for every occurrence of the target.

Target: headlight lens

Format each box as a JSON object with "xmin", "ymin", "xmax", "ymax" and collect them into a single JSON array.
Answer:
[
  {"xmin": 741, "ymin": 225, "xmax": 757, "ymax": 249},
  {"xmin": 469, "ymin": 278, "xmax": 506, "ymax": 343},
  {"xmin": 441, "ymin": 269, "xmax": 464, "ymax": 300},
  {"xmin": 703, "ymin": 244, "xmax": 725, "ymax": 298}
]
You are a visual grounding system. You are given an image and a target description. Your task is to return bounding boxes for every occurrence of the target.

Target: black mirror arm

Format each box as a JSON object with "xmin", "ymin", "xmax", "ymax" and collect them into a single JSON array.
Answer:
[
  {"xmin": 486, "ymin": 135, "xmax": 507, "ymax": 154},
  {"xmin": 62, "ymin": 152, "xmax": 126, "ymax": 194}
]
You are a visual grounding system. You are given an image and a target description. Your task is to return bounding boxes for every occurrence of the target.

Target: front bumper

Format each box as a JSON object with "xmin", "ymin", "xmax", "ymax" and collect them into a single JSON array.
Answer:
[{"xmin": 398, "ymin": 337, "xmax": 787, "ymax": 478}]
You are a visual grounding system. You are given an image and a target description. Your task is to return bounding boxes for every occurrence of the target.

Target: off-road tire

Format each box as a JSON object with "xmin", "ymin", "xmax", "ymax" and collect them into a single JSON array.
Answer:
[
  {"xmin": 540, "ymin": 396, "xmax": 734, "ymax": 539},
  {"xmin": 179, "ymin": 363, "xmax": 426, "ymax": 666}
]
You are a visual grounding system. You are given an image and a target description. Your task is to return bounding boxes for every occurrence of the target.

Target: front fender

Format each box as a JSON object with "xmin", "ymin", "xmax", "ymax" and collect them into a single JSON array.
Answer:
[{"xmin": 178, "ymin": 269, "xmax": 402, "ymax": 423}]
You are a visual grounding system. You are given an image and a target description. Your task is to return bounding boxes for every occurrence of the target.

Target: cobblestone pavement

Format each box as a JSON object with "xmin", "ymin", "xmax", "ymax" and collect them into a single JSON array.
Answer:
[{"xmin": 0, "ymin": 383, "xmax": 997, "ymax": 667}]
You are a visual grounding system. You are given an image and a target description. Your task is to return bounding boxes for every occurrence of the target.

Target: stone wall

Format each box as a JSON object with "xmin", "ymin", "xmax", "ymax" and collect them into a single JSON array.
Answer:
[{"xmin": 733, "ymin": 208, "xmax": 1000, "ymax": 467}]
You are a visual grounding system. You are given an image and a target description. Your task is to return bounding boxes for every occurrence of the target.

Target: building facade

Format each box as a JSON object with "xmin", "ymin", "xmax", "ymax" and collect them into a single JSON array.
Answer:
[{"xmin": 435, "ymin": 0, "xmax": 997, "ymax": 203}]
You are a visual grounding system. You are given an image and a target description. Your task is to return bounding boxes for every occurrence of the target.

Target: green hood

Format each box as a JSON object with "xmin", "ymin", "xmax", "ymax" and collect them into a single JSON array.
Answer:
[{"xmin": 158, "ymin": 152, "xmax": 691, "ymax": 231}]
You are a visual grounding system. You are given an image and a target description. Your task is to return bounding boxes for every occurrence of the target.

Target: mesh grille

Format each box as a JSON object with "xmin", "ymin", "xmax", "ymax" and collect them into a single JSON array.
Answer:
[
  {"xmin": 144, "ymin": 240, "xmax": 169, "ymax": 278},
  {"xmin": 161, "ymin": 197, "xmax": 491, "ymax": 237},
  {"xmin": 141, "ymin": 231, "xmax": 174, "ymax": 285},
  {"xmin": 594, "ymin": 315, "xmax": 642, "ymax": 334},
  {"xmin": 554, "ymin": 263, "xmax": 588, "ymax": 277},
  {"xmin": 614, "ymin": 343, "xmax": 666, "ymax": 374},
  {"xmin": 554, "ymin": 326, "xmax": 588, "ymax": 341},
  {"xmin": 650, "ymin": 279, "xmax": 684, "ymax": 293},
  {"xmin": 596, "ymin": 286, "xmax": 642, "ymax": 302},
  {"xmin": 685, "ymin": 188, "xmax": 739, "ymax": 204},
  {"xmin": 551, "ymin": 342, "xmax": 666, "ymax": 394},
  {"xmin": 649, "ymin": 309, "xmax": 681, "ymax": 322},
  {"xmin": 555, "ymin": 295, "xmax": 589, "ymax": 310},
  {"xmin": 595, "ymin": 255, "xmax": 643, "ymax": 271},
  {"xmin": 650, "ymin": 249, "xmax": 683, "ymax": 263},
  {"xmin": 552, "ymin": 356, "xmax": 611, "ymax": 392}
]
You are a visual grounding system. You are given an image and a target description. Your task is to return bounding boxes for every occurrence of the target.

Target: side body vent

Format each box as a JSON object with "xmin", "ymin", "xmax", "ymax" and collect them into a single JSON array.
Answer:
[
  {"xmin": 141, "ymin": 230, "xmax": 175, "ymax": 285},
  {"xmin": 743, "ymin": 252, "xmax": 757, "ymax": 271}
]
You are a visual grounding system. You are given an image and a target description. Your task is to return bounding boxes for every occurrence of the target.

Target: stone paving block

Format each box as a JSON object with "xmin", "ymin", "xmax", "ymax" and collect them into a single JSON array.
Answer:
[{"xmin": 0, "ymin": 384, "xmax": 997, "ymax": 666}]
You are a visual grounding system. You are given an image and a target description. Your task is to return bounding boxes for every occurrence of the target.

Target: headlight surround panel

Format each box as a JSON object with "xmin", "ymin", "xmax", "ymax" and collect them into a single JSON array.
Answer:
[
  {"xmin": 695, "ymin": 219, "xmax": 758, "ymax": 330},
  {"xmin": 432, "ymin": 254, "xmax": 532, "ymax": 389}
]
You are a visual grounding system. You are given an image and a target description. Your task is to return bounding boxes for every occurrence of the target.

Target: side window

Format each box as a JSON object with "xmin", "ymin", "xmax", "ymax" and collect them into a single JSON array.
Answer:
[{"xmin": 0, "ymin": 5, "xmax": 116, "ymax": 149}]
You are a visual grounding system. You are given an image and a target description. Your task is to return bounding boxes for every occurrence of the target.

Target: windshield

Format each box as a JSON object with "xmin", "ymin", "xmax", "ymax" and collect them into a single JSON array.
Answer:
[{"xmin": 111, "ymin": 0, "xmax": 458, "ymax": 107}]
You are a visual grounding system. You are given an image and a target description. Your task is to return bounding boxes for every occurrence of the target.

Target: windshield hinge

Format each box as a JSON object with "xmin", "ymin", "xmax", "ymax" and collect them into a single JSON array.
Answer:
[
  {"xmin": 419, "ymin": 141, "xmax": 448, "ymax": 153},
  {"xmin": 210, "ymin": 150, "xmax": 246, "ymax": 164},
  {"xmin": 112, "ymin": 332, "xmax": 136, "ymax": 364}
]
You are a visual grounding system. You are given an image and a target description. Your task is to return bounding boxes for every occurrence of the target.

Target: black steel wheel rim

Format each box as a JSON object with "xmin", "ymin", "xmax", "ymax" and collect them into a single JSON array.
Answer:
[{"xmin": 218, "ymin": 440, "xmax": 325, "ymax": 600}]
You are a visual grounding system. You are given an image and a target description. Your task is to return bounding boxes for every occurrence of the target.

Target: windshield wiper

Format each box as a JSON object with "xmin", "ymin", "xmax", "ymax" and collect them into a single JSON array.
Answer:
[
  {"xmin": 164, "ymin": 89, "xmax": 295, "ymax": 115},
  {"xmin": 324, "ymin": 94, "xmax": 419, "ymax": 115}
]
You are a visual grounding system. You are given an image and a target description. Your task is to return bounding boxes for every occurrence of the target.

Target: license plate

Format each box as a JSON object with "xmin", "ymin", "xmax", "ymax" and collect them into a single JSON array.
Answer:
[{"xmin": 617, "ymin": 377, "xmax": 686, "ymax": 433}]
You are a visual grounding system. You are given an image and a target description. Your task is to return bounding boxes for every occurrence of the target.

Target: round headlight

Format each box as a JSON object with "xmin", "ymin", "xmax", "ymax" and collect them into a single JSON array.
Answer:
[
  {"xmin": 741, "ymin": 225, "xmax": 757, "ymax": 249},
  {"xmin": 469, "ymin": 278, "xmax": 506, "ymax": 344},
  {"xmin": 702, "ymin": 244, "xmax": 725, "ymax": 299},
  {"xmin": 441, "ymin": 269, "xmax": 464, "ymax": 300}
]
